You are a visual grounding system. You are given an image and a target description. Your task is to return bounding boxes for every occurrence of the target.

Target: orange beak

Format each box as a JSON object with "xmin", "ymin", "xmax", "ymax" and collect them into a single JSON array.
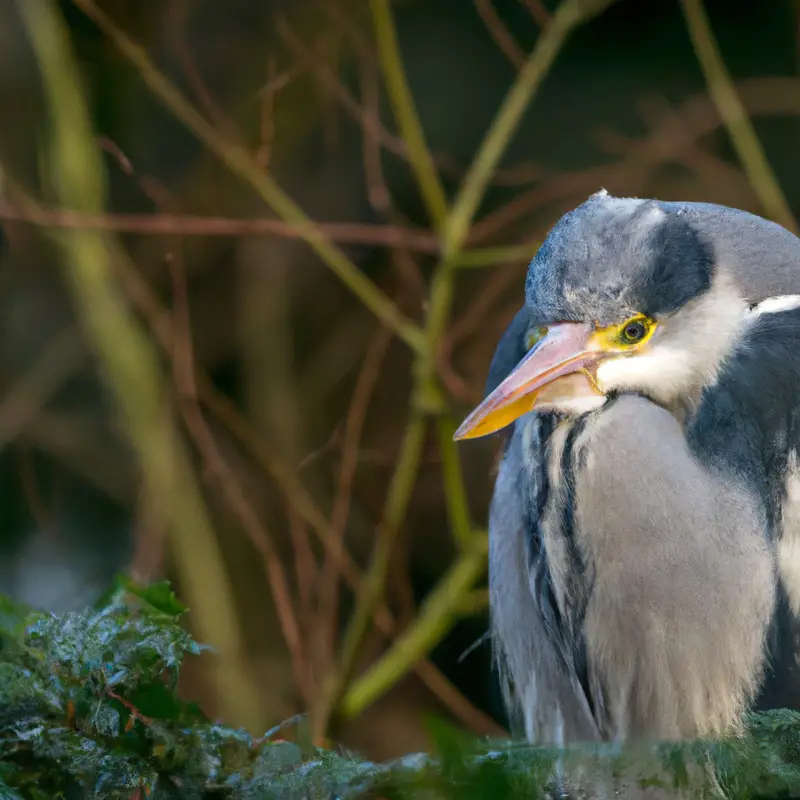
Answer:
[{"xmin": 453, "ymin": 322, "xmax": 605, "ymax": 441}]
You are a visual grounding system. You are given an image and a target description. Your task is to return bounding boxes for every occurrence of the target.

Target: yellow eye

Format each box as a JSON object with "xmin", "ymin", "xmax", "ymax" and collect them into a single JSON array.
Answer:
[
  {"xmin": 619, "ymin": 317, "xmax": 648, "ymax": 344},
  {"xmin": 591, "ymin": 314, "xmax": 657, "ymax": 350},
  {"xmin": 613, "ymin": 314, "xmax": 656, "ymax": 347},
  {"xmin": 525, "ymin": 325, "xmax": 549, "ymax": 350}
]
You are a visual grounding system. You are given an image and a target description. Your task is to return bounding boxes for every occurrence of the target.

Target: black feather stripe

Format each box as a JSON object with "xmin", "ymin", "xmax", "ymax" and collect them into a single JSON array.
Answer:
[
  {"xmin": 523, "ymin": 412, "xmax": 599, "ymax": 725},
  {"xmin": 525, "ymin": 414, "xmax": 565, "ymax": 661},
  {"xmin": 559, "ymin": 416, "xmax": 596, "ymax": 720}
]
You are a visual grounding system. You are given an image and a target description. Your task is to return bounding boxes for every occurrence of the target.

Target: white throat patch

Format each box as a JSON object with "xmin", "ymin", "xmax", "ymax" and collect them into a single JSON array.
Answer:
[{"xmin": 594, "ymin": 272, "xmax": 747, "ymax": 411}]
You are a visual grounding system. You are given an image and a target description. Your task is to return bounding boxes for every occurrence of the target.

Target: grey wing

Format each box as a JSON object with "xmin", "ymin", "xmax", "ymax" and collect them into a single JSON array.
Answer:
[{"xmin": 489, "ymin": 413, "xmax": 599, "ymax": 744}]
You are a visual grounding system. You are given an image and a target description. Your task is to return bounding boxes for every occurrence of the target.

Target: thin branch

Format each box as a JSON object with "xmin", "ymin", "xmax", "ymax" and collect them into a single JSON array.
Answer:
[
  {"xmin": 415, "ymin": 659, "xmax": 505, "ymax": 736},
  {"xmin": 324, "ymin": 330, "xmax": 391, "ymax": 632},
  {"xmin": 369, "ymin": 0, "xmax": 450, "ymax": 233},
  {"xmin": 255, "ymin": 56, "xmax": 278, "ymax": 169},
  {"xmin": 165, "ymin": 0, "xmax": 243, "ymax": 145},
  {"xmin": 679, "ymin": 0, "xmax": 797, "ymax": 233},
  {"xmin": 340, "ymin": 539, "xmax": 488, "ymax": 720},
  {"xmin": 521, "ymin": 0, "xmax": 553, "ymax": 27},
  {"xmin": 287, "ymin": 505, "xmax": 319, "ymax": 661},
  {"xmin": 442, "ymin": 0, "xmax": 621, "ymax": 258},
  {"xmin": 436, "ymin": 415, "xmax": 474, "ymax": 550},
  {"xmin": 170, "ymin": 250, "xmax": 313, "ymax": 705},
  {"xmin": 71, "ymin": 0, "xmax": 427, "ymax": 355},
  {"xmin": 0, "ymin": 329, "xmax": 86, "ymax": 450},
  {"xmin": 0, "ymin": 197, "xmax": 540, "ymax": 268},
  {"xmin": 320, "ymin": 412, "xmax": 427, "ymax": 728},
  {"xmin": 358, "ymin": 43, "xmax": 395, "ymax": 217},
  {"xmin": 0, "ymin": 201, "xmax": 439, "ymax": 252},
  {"xmin": 454, "ymin": 242, "xmax": 539, "ymax": 267},
  {"xmin": 313, "ymin": 326, "xmax": 391, "ymax": 740},
  {"xmin": 277, "ymin": 16, "xmax": 436, "ymax": 173},
  {"xmin": 356, "ymin": 45, "xmax": 428, "ymax": 301},
  {"xmin": 468, "ymin": 77, "xmax": 800, "ymax": 245},
  {"xmin": 476, "ymin": 0, "xmax": 526, "ymax": 70}
]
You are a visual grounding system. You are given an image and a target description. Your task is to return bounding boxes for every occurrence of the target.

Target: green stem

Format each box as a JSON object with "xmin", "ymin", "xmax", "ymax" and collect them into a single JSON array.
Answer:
[
  {"xmin": 323, "ymin": 412, "xmax": 427, "ymax": 715},
  {"xmin": 454, "ymin": 243, "xmax": 541, "ymax": 268},
  {"xmin": 339, "ymin": 539, "xmax": 487, "ymax": 719},
  {"xmin": 680, "ymin": 0, "xmax": 796, "ymax": 233},
  {"xmin": 436, "ymin": 415, "xmax": 474, "ymax": 549},
  {"xmin": 370, "ymin": 0, "xmax": 449, "ymax": 234},
  {"xmin": 441, "ymin": 0, "xmax": 620, "ymax": 259}
]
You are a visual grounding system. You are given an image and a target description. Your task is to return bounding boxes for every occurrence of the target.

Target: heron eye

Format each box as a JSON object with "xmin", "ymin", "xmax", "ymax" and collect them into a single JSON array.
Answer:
[
  {"xmin": 525, "ymin": 325, "xmax": 549, "ymax": 350},
  {"xmin": 617, "ymin": 316, "xmax": 652, "ymax": 345}
]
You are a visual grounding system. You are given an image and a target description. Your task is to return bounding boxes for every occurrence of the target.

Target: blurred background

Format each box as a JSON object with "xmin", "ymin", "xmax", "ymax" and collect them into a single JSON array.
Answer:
[{"xmin": 0, "ymin": 0, "xmax": 797, "ymax": 761}]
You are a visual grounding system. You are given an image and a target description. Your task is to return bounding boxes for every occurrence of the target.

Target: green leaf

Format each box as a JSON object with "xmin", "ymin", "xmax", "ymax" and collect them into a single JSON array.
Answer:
[
  {"xmin": 127, "ymin": 681, "xmax": 207, "ymax": 723},
  {"xmin": 97, "ymin": 574, "xmax": 188, "ymax": 618}
]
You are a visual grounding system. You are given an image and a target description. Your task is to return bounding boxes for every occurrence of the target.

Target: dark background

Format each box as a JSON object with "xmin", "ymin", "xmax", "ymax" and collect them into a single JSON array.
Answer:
[{"xmin": 0, "ymin": 0, "xmax": 796, "ymax": 760}]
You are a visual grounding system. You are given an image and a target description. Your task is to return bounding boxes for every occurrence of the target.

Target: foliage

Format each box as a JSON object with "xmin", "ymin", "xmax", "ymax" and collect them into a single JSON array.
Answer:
[{"xmin": 0, "ymin": 581, "xmax": 798, "ymax": 798}]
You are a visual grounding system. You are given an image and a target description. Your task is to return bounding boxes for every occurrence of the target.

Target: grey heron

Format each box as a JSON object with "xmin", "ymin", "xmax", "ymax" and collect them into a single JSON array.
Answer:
[{"xmin": 454, "ymin": 191, "xmax": 800, "ymax": 746}]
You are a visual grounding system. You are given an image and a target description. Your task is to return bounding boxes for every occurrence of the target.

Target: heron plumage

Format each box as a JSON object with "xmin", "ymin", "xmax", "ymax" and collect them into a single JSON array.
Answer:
[{"xmin": 478, "ymin": 193, "xmax": 800, "ymax": 745}]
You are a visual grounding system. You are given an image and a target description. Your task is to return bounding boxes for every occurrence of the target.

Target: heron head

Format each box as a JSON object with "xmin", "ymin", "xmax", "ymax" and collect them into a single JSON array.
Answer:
[{"xmin": 454, "ymin": 191, "xmax": 755, "ymax": 441}]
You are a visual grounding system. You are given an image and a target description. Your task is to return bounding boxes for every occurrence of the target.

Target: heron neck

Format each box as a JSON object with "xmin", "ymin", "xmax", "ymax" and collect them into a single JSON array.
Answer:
[{"xmin": 686, "ymin": 309, "xmax": 800, "ymax": 536}]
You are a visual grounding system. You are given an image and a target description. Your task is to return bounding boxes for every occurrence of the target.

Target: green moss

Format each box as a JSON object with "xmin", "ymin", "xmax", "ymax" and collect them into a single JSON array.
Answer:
[{"xmin": 0, "ymin": 579, "xmax": 798, "ymax": 798}]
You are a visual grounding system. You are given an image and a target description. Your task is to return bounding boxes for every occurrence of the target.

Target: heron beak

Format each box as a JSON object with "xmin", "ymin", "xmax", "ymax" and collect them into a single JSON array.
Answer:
[{"xmin": 453, "ymin": 322, "xmax": 605, "ymax": 441}]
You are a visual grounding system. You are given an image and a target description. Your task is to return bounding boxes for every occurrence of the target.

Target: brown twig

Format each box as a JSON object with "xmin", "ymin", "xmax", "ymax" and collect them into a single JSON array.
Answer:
[
  {"xmin": 165, "ymin": 0, "xmax": 243, "ymax": 144},
  {"xmin": 17, "ymin": 441, "xmax": 57, "ymax": 535},
  {"xmin": 286, "ymin": 504, "xmax": 319, "ymax": 675},
  {"xmin": 356, "ymin": 45, "xmax": 427, "ymax": 301},
  {"xmin": 107, "ymin": 689, "xmax": 153, "ymax": 727},
  {"xmin": 276, "ymin": 15, "xmax": 457, "ymax": 182},
  {"xmin": 297, "ymin": 426, "xmax": 343, "ymax": 472},
  {"xmin": 313, "ymin": 326, "xmax": 391, "ymax": 738},
  {"xmin": 358, "ymin": 52, "xmax": 393, "ymax": 217},
  {"xmin": 521, "ymin": 0, "xmax": 553, "ymax": 27},
  {"xmin": 0, "ymin": 329, "xmax": 86, "ymax": 450},
  {"xmin": 469, "ymin": 77, "xmax": 800, "ymax": 245},
  {"xmin": 312, "ymin": 5, "xmax": 547, "ymax": 189},
  {"xmin": 0, "ymin": 202, "xmax": 439, "ymax": 253},
  {"xmin": 476, "ymin": 0, "xmax": 526, "ymax": 70},
  {"xmin": 129, "ymin": 485, "xmax": 168, "ymax": 583},
  {"xmin": 170, "ymin": 246, "xmax": 313, "ymax": 704},
  {"xmin": 255, "ymin": 56, "xmax": 280, "ymax": 169}
]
